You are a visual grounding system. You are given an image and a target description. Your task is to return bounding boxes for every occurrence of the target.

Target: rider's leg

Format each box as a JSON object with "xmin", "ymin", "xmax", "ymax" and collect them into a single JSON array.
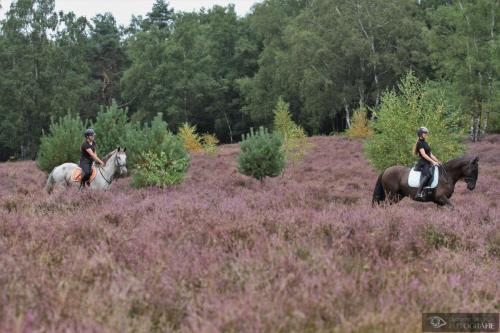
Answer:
[
  {"xmin": 80, "ymin": 160, "xmax": 91, "ymax": 188},
  {"xmin": 416, "ymin": 163, "xmax": 431, "ymax": 198}
]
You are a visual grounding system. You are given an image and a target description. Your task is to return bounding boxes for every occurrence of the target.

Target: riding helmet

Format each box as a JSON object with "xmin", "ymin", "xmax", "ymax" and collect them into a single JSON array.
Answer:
[
  {"xmin": 417, "ymin": 127, "xmax": 429, "ymax": 137},
  {"xmin": 84, "ymin": 128, "xmax": 95, "ymax": 137}
]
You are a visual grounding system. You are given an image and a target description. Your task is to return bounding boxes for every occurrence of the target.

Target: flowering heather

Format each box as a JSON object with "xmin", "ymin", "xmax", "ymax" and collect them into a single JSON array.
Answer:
[{"xmin": 0, "ymin": 135, "xmax": 499, "ymax": 332}]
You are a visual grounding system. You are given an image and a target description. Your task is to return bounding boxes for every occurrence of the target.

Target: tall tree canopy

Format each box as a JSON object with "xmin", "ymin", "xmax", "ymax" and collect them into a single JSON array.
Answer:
[
  {"xmin": 426, "ymin": 0, "xmax": 500, "ymax": 141},
  {"xmin": 0, "ymin": 0, "xmax": 498, "ymax": 160}
]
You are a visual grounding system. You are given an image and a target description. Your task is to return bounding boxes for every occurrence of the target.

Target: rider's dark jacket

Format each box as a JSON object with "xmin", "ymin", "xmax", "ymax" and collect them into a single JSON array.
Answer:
[
  {"xmin": 415, "ymin": 138, "xmax": 432, "ymax": 177},
  {"xmin": 80, "ymin": 140, "xmax": 96, "ymax": 182}
]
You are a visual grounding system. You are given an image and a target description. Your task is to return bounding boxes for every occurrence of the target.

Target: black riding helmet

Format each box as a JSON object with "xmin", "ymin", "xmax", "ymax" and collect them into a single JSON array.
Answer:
[{"xmin": 84, "ymin": 128, "xmax": 95, "ymax": 137}]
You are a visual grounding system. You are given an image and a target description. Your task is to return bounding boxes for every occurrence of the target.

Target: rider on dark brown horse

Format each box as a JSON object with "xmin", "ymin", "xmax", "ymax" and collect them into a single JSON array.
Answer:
[
  {"xmin": 372, "ymin": 128, "xmax": 478, "ymax": 207},
  {"xmin": 413, "ymin": 127, "xmax": 441, "ymax": 199},
  {"xmin": 80, "ymin": 128, "xmax": 105, "ymax": 188}
]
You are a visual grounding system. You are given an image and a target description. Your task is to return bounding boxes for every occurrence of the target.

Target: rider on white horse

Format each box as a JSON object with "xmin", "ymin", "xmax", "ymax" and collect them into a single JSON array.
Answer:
[{"xmin": 80, "ymin": 128, "xmax": 105, "ymax": 188}]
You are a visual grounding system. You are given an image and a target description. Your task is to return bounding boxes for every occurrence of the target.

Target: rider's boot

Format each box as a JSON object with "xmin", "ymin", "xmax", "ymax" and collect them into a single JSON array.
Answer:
[
  {"xmin": 80, "ymin": 179, "xmax": 90, "ymax": 190},
  {"xmin": 415, "ymin": 174, "xmax": 430, "ymax": 201}
]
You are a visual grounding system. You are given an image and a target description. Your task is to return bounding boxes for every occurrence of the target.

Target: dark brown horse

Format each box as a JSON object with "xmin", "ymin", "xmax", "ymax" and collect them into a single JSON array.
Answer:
[{"xmin": 372, "ymin": 156, "xmax": 479, "ymax": 208}]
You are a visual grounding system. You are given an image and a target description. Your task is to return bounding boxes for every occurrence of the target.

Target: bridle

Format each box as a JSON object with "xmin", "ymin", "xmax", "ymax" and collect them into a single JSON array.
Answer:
[
  {"xmin": 463, "ymin": 162, "xmax": 477, "ymax": 186},
  {"xmin": 440, "ymin": 161, "xmax": 476, "ymax": 186},
  {"xmin": 98, "ymin": 154, "xmax": 127, "ymax": 185},
  {"xmin": 463, "ymin": 175, "xmax": 476, "ymax": 185}
]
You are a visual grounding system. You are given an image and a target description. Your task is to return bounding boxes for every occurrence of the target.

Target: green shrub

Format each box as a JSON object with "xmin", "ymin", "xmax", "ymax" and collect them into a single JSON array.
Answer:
[
  {"xmin": 93, "ymin": 102, "xmax": 178, "ymax": 169},
  {"xmin": 424, "ymin": 224, "xmax": 461, "ymax": 250},
  {"xmin": 365, "ymin": 72, "xmax": 465, "ymax": 171},
  {"xmin": 487, "ymin": 111, "xmax": 500, "ymax": 134},
  {"xmin": 119, "ymin": 112, "xmax": 173, "ymax": 170},
  {"xmin": 237, "ymin": 127, "xmax": 285, "ymax": 181},
  {"xmin": 201, "ymin": 133, "xmax": 219, "ymax": 156},
  {"xmin": 36, "ymin": 114, "xmax": 86, "ymax": 172},
  {"xmin": 92, "ymin": 100, "xmax": 129, "ymax": 156},
  {"xmin": 132, "ymin": 128, "xmax": 190, "ymax": 188},
  {"xmin": 178, "ymin": 123, "xmax": 203, "ymax": 153},
  {"xmin": 120, "ymin": 121, "xmax": 146, "ymax": 168},
  {"xmin": 132, "ymin": 150, "xmax": 190, "ymax": 188},
  {"xmin": 273, "ymin": 97, "xmax": 309, "ymax": 163},
  {"xmin": 346, "ymin": 105, "xmax": 374, "ymax": 139}
]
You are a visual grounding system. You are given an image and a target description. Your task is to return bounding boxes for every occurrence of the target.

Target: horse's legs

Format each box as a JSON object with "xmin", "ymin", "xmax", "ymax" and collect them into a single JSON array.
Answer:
[
  {"xmin": 435, "ymin": 196, "xmax": 454, "ymax": 209},
  {"xmin": 374, "ymin": 166, "xmax": 410, "ymax": 207},
  {"xmin": 387, "ymin": 192, "xmax": 404, "ymax": 205},
  {"xmin": 384, "ymin": 175, "xmax": 405, "ymax": 205}
]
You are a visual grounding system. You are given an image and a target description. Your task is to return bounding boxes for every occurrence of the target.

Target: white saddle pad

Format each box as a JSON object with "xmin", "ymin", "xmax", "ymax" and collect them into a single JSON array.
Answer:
[{"xmin": 408, "ymin": 166, "xmax": 439, "ymax": 188}]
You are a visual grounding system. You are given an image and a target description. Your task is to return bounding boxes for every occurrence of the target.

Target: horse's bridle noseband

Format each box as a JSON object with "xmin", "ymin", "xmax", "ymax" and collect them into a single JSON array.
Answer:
[{"xmin": 463, "ymin": 176, "xmax": 475, "ymax": 184}]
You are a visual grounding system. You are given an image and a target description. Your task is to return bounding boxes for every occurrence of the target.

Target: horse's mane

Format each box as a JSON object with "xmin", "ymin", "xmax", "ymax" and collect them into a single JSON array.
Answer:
[
  {"xmin": 443, "ymin": 156, "xmax": 475, "ymax": 169},
  {"xmin": 102, "ymin": 149, "xmax": 117, "ymax": 162}
]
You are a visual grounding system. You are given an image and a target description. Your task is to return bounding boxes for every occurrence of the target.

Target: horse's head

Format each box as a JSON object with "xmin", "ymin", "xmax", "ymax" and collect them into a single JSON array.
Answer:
[
  {"xmin": 115, "ymin": 146, "xmax": 128, "ymax": 176},
  {"xmin": 463, "ymin": 156, "xmax": 479, "ymax": 190}
]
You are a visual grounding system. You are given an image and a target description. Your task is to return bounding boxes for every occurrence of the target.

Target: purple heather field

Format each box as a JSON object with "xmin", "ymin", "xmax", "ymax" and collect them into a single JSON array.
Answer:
[{"xmin": 0, "ymin": 135, "xmax": 499, "ymax": 332}]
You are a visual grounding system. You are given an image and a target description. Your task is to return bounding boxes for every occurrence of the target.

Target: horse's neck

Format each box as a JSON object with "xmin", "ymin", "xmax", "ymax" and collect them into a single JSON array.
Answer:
[
  {"xmin": 100, "ymin": 153, "xmax": 116, "ymax": 181},
  {"xmin": 443, "ymin": 159, "xmax": 465, "ymax": 185}
]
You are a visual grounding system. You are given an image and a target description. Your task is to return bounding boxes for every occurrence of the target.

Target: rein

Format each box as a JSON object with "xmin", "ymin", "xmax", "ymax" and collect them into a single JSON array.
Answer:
[
  {"xmin": 97, "ymin": 153, "xmax": 126, "ymax": 185},
  {"xmin": 98, "ymin": 166, "xmax": 112, "ymax": 185},
  {"xmin": 438, "ymin": 164, "xmax": 450, "ymax": 183}
]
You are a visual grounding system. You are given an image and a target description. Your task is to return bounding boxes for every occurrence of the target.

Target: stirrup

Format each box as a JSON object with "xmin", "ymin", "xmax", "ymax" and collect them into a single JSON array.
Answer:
[{"xmin": 415, "ymin": 190, "xmax": 425, "ymax": 201}]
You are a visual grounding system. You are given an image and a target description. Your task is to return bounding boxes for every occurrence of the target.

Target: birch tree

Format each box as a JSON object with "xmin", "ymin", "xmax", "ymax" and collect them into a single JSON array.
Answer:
[{"xmin": 426, "ymin": 0, "xmax": 500, "ymax": 141}]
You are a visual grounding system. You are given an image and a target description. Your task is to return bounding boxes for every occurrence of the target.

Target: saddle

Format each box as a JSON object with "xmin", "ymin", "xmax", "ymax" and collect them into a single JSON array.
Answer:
[
  {"xmin": 71, "ymin": 166, "xmax": 97, "ymax": 183},
  {"xmin": 408, "ymin": 165, "xmax": 439, "ymax": 188}
]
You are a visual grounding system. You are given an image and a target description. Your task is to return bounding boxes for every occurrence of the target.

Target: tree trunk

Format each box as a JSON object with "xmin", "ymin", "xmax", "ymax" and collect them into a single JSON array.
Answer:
[
  {"xmin": 482, "ymin": 109, "xmax": 489, "ymax": 136},
  {"xmin": 183, "ymin": 51, "xmax": 189, "ymax": 123},
  {"xmin": 478, "ymin": 72, "xmax": 485, "ymax": 140},
  {"xmin": 483, "ymin": 70, "xmax": 494, "ymax": 136},
  {"xmin": 459, "ymin": 0, "xmax": 480, "ymax": 141},
  {"xmin": 101, "ymin": 69, "xmax": 112, "ymax": 106},
  {"xmin": 482, "ymin": 1, "xmax": 497, "ymax": 136},
  {"xmin": 184, "ymin": 89, "xmax": 188, "ymax": 123},
  {"xmin": 344, "ymin": 98, "xmax": 350, "ymax": 129},
  {"xmin": 472, "ymin": 102, "xmax": 481, "ymax": 142},
  {"xmin": 355, "ymin": 4, "xmax": 380, "ymax": 107},
  {"xmin": 223, "ymin": 110, "xmax": 233, "ymax": 143}
]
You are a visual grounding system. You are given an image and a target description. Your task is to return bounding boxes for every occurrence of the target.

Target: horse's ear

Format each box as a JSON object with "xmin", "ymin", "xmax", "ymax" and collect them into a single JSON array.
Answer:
[
  {"xmin": 473, "ymin": 156, "xmax": 479, "ymax": 164},
  {"xmin": 117, "ymin": 146, "xmax": 121, "ymax": 152},
  {"xmin": 123, "ymin": 147, "xmax": 126, "ymax": 152}
]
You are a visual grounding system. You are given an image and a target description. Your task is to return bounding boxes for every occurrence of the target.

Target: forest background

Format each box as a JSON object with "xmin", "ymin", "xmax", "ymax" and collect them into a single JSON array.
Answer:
[{"xmin": 0, "ymin": 0, "xmax": 498, "ymax": 160}]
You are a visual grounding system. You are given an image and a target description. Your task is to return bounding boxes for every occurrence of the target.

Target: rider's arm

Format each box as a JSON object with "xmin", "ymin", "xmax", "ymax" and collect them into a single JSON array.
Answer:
[
  {"xmin": 419, "ymin": 148, "xmax": 438, "ymax": 164},
  {"xmin": 429, "ymin": 153, "xmax": 440, "ymax": 163},
  {"xmin": 86, "ymin": 148, "xmax": 105, "ymax": 165}
]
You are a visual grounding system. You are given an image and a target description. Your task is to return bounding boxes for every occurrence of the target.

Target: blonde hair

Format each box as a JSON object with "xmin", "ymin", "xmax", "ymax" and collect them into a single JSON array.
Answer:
[{"xmin": 412, "ymin": 138, "xmax": 420, "ymax": 156}]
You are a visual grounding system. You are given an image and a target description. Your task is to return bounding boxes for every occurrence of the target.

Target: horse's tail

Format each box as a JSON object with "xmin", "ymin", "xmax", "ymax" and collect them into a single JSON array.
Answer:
[
  {"xmin": 45, "ymin": 169, "xmax": 55, "ymax": 194},
  {"xmin": 372, "ymin": 172, "xmax": 386, "ymax": 206}
]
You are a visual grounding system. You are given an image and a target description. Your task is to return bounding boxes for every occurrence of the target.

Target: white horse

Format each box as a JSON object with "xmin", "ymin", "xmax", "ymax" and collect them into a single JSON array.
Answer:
[{"xmin": 45, "ymin": 147, "xmax": 127, "ymax": 194}]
